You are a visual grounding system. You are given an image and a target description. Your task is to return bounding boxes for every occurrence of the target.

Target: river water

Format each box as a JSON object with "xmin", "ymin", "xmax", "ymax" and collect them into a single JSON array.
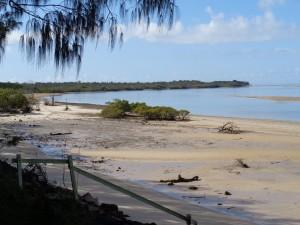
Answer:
[{"xmin": 54, "ymin": 84, "xmax": 300, "ymax": 122}]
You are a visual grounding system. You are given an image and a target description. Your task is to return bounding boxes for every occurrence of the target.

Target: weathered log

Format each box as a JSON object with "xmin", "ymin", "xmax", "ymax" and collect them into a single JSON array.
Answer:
[
  {"xmin": 50, "ymin": 132, "xmax": 72, "ymax": 136},
  {"xmin": 188, "ymin": 186, "xmax": 198, "ymax": 190},
  {"xmin": 160, "ymin": 175, "xmax": 200, "ymax": 183}
]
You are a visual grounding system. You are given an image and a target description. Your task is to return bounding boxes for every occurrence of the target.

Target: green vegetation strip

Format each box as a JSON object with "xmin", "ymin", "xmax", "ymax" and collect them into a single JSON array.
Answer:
[{"xmin": 0, "ymin": 80, "xmax": 249, "ymax": 93}]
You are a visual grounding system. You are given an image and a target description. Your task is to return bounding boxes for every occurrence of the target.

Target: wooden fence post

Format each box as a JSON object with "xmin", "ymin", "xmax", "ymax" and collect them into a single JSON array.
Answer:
[
  {"xmin": 186, "ymin": 214, "xmax": 192, "ymax": 225},
  {"xmin": 16, "ymin": 154, "xmax": 23, "ymax": 190},
  {"xmin": 67, "ymin": 155, "xmax": 78, "ymax": 200}
]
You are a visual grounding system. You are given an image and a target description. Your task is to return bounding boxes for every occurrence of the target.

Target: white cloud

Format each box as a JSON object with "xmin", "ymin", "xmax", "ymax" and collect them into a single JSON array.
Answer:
[
  {"xmin": 122, "ymin": 6, "xmax": 298, "ymax": 44},
  {"xmin": 6, "ymin": 1, "xmax": 297, "ymax": 46},
  {"xmin": 258, "ymin": 0, "xmax": 286, "ymax": 10}
]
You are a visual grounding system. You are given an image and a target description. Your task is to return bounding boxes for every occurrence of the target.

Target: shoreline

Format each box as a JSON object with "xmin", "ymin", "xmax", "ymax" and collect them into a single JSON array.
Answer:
[
  {"xmin": 57, "ymin": 100, "xmax": 300, "ymax": 124},
  {"xmin": 56, "ymin": 101, "xmax": 105, "ymax": 110},
  {"xmin": 1, "ymin": 102, "xmax": 300, "ymax": 225}
]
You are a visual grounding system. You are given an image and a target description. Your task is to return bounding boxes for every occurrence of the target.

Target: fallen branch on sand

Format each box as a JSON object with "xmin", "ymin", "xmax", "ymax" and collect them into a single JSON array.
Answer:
[
  {"xmin": 218, "ymin": 122, "xmax": 240, "ymax": 134},
  {"xmin": 50, "ymin": 132, "xmax": 72, "ymax": 136},
  {"xmin": 91, "ymin": 157, "xmax": 106, "ymax": 164},
  {"xmin": 160, "ymin": 175, "xmax": 200, "ymax": 185},
  {"xmin": 236, "ymin": 159, "xmax": 250, "ymax": 168},
  {"xmin": 5, "ymin": 136, "xmax": 23, "ymax": 146}
]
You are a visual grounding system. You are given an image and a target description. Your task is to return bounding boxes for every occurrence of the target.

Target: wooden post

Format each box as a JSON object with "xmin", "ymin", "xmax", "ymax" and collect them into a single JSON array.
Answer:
[
  {"xmin": 16, "ymin": 154, "xmax": 23, "ymax": 190},
  {"xmin": 186, "ymin": 214, "xmax": 192, "ymax": 225},
  {"xmin": 51, "ymin": 95, "xmax": 55, "ymax": 106},
  {"xmin": 67, "ymin": 155, "xmax": 78, "ymax": 200}
]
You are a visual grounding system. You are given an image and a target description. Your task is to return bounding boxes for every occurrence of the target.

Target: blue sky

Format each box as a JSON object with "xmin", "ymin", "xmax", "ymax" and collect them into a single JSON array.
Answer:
[{"xmin": 1, "ymin": 0, "xmax": 300, "ymax": 84}]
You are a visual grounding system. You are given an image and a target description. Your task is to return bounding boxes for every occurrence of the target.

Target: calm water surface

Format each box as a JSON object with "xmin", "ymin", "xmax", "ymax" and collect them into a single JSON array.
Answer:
[{"xmin": 55, "ymin": 85, "xmax": 300, "ymax": 122}]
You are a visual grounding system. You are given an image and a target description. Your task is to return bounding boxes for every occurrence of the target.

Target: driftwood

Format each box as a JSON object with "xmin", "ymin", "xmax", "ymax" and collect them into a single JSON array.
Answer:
[
  {"xmin": 50, "ymin": 132, "xmax": 72, "ymax": 136},
  {"xmin": 91, "ymin": 157, "xmax": 106, "ymax": 164},
  {"xmin": 91, "ymin": 159, "xmax": 105, "ymax": 164},
  {"xmin": 236, "ymin": 159, "xmax": 250, "ymax": 168},
  {"xmin": 188, "ymin": 186, "xmax": 198, "ymax": 190},
  {"xmin": 160, "ymin": 175, "xmax": 200, "ymax": 184},
  {"xmin": 218, "ymin": 122, "xmax": 240, "ymax": 134},
  {"xmin": 6, "ymin": 136, "xmax": 22, "ymax": 146}
]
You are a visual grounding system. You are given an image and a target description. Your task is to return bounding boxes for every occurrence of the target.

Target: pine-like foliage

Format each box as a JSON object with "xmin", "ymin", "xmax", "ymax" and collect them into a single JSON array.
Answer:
[{"xmin": 0, "ymin": 0, "xmax": 176, "ymax": 73}]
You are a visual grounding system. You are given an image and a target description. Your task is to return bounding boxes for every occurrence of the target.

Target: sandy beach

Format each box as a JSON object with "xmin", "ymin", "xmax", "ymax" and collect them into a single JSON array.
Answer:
[{"xmin": 1, "ymin": 102, "xmax": 300, "ymax": 225}]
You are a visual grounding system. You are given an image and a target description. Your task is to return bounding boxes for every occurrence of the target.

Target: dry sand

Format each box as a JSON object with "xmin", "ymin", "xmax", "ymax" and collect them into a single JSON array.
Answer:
[{"xmin": 1, "ymin": 102, "xmax": 300, "ymax": 225}]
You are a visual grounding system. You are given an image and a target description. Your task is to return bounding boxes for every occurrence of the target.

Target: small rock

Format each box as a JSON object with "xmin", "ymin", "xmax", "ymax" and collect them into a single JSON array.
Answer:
[
  {"xmin": 88, "ymin": 205, "xmax": 99, "ymax": 212},
  {"xmin": 100, "ymin": 203, "xmax": 119, "ymax": 214},
  {"xmin": 79, "ymin": 200, "xmax": 88, "ymax": 206},
  {"xmin": 217, "ymin": 203, "xmax": 223, "ymax": 206},
  {"xmin": 46, "ymin": 193, "xmax": 60, "ymax": 200},
  {"xmin": 80, "ymin": 192, "xmax": 98, "ymax": 205}
]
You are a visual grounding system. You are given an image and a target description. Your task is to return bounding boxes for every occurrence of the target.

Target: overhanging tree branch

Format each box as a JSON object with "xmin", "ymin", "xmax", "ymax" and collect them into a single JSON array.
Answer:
[{"xmin": 0, "ymin": 0, "xmax": 177, "ymax": 74}]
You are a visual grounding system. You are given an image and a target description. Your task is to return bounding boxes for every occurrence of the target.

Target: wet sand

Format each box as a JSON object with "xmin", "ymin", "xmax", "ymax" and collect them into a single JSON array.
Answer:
[
  {"xmin": 241, "ymin": 95, "xmax": 300, "ymax": 102},
  {"xmin": 1, "ymin": 102, "xmax": 300, "ymax": 225}
]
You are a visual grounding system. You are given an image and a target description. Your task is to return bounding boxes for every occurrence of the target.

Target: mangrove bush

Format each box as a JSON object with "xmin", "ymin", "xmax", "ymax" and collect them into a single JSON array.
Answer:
[
  {"xmin": 0, "ymin": 89, "xmax": 31, "ymax": 113},
  {"xmin": 101, "ymin": 99, "xmax": 190, "ymax": 121}
]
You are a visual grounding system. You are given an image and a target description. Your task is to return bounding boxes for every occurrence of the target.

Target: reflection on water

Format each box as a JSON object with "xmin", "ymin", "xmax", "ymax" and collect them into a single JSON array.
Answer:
[{"xmin": 55, "ymin": 85, "xmax": 300, "ymax": 122}]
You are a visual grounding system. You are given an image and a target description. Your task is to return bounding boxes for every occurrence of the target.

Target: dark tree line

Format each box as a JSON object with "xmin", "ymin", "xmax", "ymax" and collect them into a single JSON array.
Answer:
[
  {"xmin": 0, "ymin": 0, "xmax": 177, "ymax": 73},
  {"xmin": 0, "ymin": 80, "xmax": 250, "ymax": 93}
]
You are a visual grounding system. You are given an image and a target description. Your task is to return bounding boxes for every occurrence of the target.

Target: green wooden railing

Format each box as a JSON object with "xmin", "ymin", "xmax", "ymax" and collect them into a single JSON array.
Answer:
[{"xmin": 13, "ymin": 154, "xmax": 198, "ymax": 225}]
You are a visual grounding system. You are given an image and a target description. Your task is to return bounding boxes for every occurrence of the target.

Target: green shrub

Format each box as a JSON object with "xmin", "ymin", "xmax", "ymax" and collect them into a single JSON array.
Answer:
[
  {"xmin": 0, "ymin": 89, "xmax": 30, "ymax": 113},
  {"xmin": 143, "ymin": 106, "xmax": 179, "ymax": 120},
  {"xmin": 101, "ymin": 105, "xmax": 125, "ymax": 118},
  {"xmin": 111, "ymin": 99, "xmax": 131, "ymax": 112},
  {"xmin": 100, "ymin": 99, "xmax": 130, "ymax": 118},
  {"xmin": 131, "ymin": 102, "xmax": 150, "ymax": 115},
  {"xmin": 100, "ymin": 99, "xmax": 189, "ymax": 121}
]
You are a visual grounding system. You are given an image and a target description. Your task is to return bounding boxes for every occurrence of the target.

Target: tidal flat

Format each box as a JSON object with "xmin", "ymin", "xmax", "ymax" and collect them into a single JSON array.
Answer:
[{"xmin": 1, "ymin": 103, "xmax": 300, "ymax": 225}]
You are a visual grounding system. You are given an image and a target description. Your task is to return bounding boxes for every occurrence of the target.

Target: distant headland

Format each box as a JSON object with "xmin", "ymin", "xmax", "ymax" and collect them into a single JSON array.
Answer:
[{"xmin": 0, "ymin": 80, "xmax": 250, "ymax": 93}]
